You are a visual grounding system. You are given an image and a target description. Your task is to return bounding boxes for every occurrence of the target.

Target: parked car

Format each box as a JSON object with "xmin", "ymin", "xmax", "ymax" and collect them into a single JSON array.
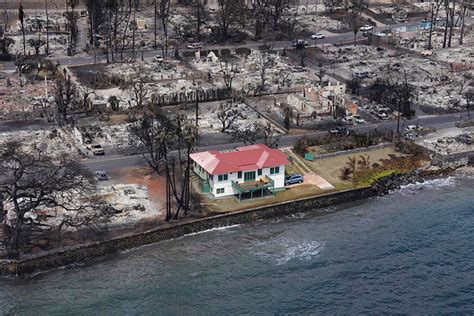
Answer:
[
  {"xmin": 360, "ymin": 25, "xmax": 374, "ymax": 32},
  {"xmin": 285, "ymin": 174, "xmax": 304, "ymax": 186},
  {"xmin": 406, "ymin": 125, "xmax": 423, "ymax": 131},
  {"xmin": 187, "ymin": 43, "xmax": 203, "ymax": 49},
  {"xmin": 341, "ymin": 117, "xmax": 354, "ymax": 125},
  {"xmin": 377, "ymin": 112, "xmax": 390, "ymax": 120},
  {"xmin": 311, "ymin": 33, "xmax": 325, "ymax": 39},
  {"xmin": 353, "ymin": 115, "xmax": 365, "ymax": 124},
  {"xmin": 153, "ymin": 55, "xmax": 163, "ymax": 62},
  {"xmin": 329, "ymin": 127, "xmax": 350, "ymax": 135},
  {"xmin": 96, "ymin": 171, "xmax": 109, "ymax": 181},
  {"xmin": 88, "ymin": 143, "xmax": 105, "ymax": 155}
]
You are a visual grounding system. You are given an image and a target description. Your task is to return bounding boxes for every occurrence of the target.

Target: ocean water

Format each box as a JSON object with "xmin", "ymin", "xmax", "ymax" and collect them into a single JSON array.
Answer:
[{"xmin": 0, "ymin": 177, "xmax": 473, "ymax": 315}]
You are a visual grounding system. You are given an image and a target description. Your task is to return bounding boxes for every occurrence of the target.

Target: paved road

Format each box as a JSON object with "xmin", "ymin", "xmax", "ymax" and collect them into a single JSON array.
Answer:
[{"xmin": 83, "ymin": 112, "xmax": 463, "ymax": 172}]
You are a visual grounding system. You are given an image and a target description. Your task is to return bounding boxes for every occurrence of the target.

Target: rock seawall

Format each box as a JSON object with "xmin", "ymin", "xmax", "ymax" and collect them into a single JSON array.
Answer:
[{"xmin": 0, "ymin": 187, "xmax": 374, "ymax": 276}]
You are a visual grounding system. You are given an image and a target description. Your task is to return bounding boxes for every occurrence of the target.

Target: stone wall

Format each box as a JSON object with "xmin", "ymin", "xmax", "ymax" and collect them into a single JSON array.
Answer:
[
  {"xmin": 0, "ymin": 187, "xmax": 374, "ymax": 275},
  {"xmin": 312, "ymin": 143, "xmax": 393, "ymax": 160}
]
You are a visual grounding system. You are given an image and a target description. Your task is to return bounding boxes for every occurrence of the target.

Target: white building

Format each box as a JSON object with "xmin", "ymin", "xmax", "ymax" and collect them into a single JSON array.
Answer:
[{"xmin": 190, "ymin": 144, "xmax": 289, "ymax": 200}]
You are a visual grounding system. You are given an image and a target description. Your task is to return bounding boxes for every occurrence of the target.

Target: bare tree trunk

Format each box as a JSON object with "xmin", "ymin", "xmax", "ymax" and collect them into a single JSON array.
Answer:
[
  {"xmin": 21, "ymin": 25, "xmax": 26, "ymax": 55},
  {"xmin": 45, "ymin": 0, "xmax": 49, "ymax": 54},
  {"xmin": 120, "ymin": 3, "xmax": 133, "ymax": 60},
  {"xmin": 92, "ymin": 4, "xmax": 97, "ymax": 64},
  {"xmin": 459, "ymin": 5, "xmax": 467, "ymax": 44},
  {"xmin": 447, "ymin": 0, "xmax": 456, "ymax": 47},
  {"xmin": 132, "ymin": 6, "xmax": 136, "ymax": 59},
  {"xmin": 428, "ymin": 5, "xmax": 435, "ymax": 49},
  {"xmin": 154, "ymin": 0, "xmax": 158, "ymax": 48},
  {"xmin": 443, "ymin": 5, "xmax": 449, "ymax": 48},
  {"xmin": 71, "ymin": 5, "xmax": 76, "ymax": 56}
]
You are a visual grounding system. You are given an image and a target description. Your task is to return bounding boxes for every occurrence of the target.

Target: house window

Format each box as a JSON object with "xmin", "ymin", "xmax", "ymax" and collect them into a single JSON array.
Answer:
[
  {"xmin": 217, "ymin": 188, "xmax": 225, "ymax": 194},
  {"xmin": 270, "ymin": 167, "xmax": 280, "ymax": 175},
  {"xmin": 209, "ymin": 174, "xmax": 213, "ymax": 181},
  {"xmin": 238, "ymin": 171, "xmax": 242, "ymax": 178},
  {"xmin": 257, "ymin": 169, "xmax": 262, "ymax": 176},
  {"xmin": 218, "ymin": 174, "xmax": 228, "ymax": 181}
]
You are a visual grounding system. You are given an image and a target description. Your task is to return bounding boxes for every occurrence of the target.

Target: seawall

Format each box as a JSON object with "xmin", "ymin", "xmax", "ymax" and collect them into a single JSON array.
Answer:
[{"xmin": 0, "ymin": 186, "xmax": 374, "ymax": 276}]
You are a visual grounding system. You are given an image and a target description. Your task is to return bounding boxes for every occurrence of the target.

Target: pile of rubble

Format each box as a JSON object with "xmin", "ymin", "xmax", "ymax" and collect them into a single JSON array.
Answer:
[
  {"xmin": 296, "ymin": 14, "xmax": 345, "ymax": 33},
  {"xmin": 98, "ymin": 183, "xmax": 160, "ymax": 227},
  {"xmin": 0, "ymin": 127, "xmax": 78, "ymax": 153},
  {"xmin": 189, "ymin": 50, "xmax": 315, "ymax": 93},
  {"xmin": 417, "ymin": 127, "xmax": 474, "ymax": 155},
  {"xmin": 8, "ymin": 33, "xmax": 69, "ymax": 56},
  {"xmin": 74, "ymin": 122, "xmax": 133, "ymax": 150},
  {"xmin": 333, "ymin": 46, "xmax": 469, "ymax": 109},
  {"xmin": 0, "ymin": 75, "xmax": 55, "ymax": 120}
]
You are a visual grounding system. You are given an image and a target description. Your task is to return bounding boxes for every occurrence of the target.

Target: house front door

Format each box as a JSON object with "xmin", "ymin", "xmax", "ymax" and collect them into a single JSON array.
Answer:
[{"xmin": 244, "ymin": 171, "xmax": 256, "ymax": 182}]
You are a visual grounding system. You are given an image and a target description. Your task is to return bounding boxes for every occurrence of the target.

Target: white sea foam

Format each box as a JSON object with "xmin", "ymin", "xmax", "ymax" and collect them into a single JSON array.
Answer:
[
  {"xmin": 398, "ymin": 177, "xmax": 457, "ymax": 194},
  {"xmin": 275, "ymin": 240, "xmax": 324, "ymax": 265},
  {"xmin": 184, "ymin": 224, "xmax": 241, "ymax": 237},
  {"xmin": 253, "ymin": 237, "xmax": 324, "ymax": 265}
]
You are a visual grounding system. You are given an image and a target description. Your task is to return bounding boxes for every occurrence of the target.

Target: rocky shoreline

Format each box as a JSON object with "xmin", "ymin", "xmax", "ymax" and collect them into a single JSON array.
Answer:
[{"xmin": 372, "ymin": 165, "xmax": 473, "ymax": 196}]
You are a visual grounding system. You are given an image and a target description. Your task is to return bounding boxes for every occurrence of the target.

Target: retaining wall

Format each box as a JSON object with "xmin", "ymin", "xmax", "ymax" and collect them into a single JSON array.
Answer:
[
  {"xmin": 312, "ymin": 143, "xmax": 393, "ymax": 160},
  {"xmin": 0, "ymin": 187, "xmax": 374, "ymax": 275}
]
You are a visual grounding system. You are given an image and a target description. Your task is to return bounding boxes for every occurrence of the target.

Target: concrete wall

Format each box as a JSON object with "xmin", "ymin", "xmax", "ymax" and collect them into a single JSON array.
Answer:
[
  {"xmin": 313, "ymin": 143, "xmax": 393, "ymax": 160},
  {"xmin": 0, "ymin": 186, "xmax": 374, "ymax": 275}
]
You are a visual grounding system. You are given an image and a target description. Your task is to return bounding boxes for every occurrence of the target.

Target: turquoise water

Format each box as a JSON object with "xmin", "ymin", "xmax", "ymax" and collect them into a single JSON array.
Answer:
[{"xmin": 1, "ymin": 177, "xmax": 473, "ymax": 315}]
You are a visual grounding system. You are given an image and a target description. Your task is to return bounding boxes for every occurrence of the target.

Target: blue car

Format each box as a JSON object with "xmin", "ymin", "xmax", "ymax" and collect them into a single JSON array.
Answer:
[{"xmin": 285, "ymin": 174, "xmax": 304, "ymax": 186}]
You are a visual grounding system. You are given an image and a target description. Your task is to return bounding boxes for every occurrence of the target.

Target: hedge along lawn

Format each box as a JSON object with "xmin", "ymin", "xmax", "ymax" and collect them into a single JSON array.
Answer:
[{"xmin": 303, "ymin": 146, "xmax": 404, "ymax": 188}]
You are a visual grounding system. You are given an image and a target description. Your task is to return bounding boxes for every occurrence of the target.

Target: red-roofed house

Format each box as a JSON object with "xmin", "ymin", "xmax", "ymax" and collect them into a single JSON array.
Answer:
[{"xmin": 190, "ymin": 144, "xmax": 289, "ymax": 199}]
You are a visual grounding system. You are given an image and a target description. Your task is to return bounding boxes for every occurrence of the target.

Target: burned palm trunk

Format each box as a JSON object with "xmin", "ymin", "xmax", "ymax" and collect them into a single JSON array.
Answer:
[
  {"xmin": 447, "ymin": 0, "xmax": 456, "ymax": 47},
  {"xmin": 459, "ymin": 4, "xmax": 467, "ymax": 44},
  {"xmin": 443, "ymin": 0, "xmax": 450, "ymax": 48}
]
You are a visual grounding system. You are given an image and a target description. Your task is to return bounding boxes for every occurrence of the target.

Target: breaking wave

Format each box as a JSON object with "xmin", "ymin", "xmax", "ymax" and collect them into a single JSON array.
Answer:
[
  {"xmin": 398, "ymin": 177, "xmax": 457, "ymax": 195},
  {"xmin": 184, "ymin": 224, "xmax": 241, "ymax": 236}
]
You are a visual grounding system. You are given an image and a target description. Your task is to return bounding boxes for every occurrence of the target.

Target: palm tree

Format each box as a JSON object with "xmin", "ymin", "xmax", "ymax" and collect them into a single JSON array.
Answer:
[
  {"xmin": 357, "ymin": 155, "xmax": 371, "ymax": 171},
  {"xmin": 18, "ymin": 3, "xmax": 26, "ymax": 55},
  {"xmin": 340, "ymin": 166, "xmax": 353, "ymax": 180},
  {"xmin": 346, "ymin": 156, "xmax": 357, "ymax": 174}
]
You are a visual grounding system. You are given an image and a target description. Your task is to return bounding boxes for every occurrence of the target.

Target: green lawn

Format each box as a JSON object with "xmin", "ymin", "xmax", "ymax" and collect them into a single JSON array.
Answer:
[{"xmin": 304, "ymin": 146, "xmax": 403, "ymax": 187}]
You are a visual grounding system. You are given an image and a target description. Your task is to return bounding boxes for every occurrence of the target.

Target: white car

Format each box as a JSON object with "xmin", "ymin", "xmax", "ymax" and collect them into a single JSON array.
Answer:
[
  {"xmin": 406, "ymin": 125, "xmax": 423, "ymax": 131},
  {"xmin": 360, "ymin": 25, "xmax": 374, "ymax": 32},
  {"xmin": 311, "ymin": 33, "xmax": 325, "ymax": 39},
  {"xmin": 353, "ymin": 115, "xmax": 365, "ymax": 124}
]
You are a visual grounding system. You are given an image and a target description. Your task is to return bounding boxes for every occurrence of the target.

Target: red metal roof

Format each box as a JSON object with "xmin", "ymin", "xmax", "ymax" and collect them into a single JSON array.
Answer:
[{"xmin": 190, "ymin": 144, "xmax": 289, "ymax": 175}]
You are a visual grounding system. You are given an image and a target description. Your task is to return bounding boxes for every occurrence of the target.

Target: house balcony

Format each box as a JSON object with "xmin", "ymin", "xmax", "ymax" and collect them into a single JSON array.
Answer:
[{"xmin": 231, "ymin": 176, "xmax": 275, "ymax": 201}]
